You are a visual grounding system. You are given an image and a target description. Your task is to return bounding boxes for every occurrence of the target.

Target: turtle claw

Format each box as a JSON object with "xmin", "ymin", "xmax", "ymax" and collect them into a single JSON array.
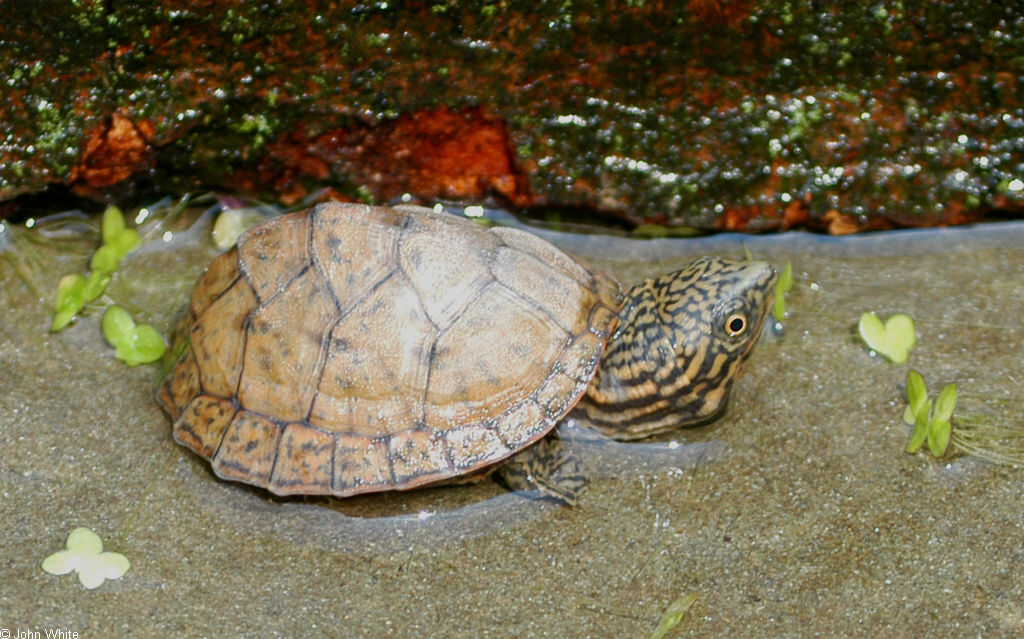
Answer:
[{"xmin": 496, "ymin": 435, "xmax": 586, "ymax": 506}]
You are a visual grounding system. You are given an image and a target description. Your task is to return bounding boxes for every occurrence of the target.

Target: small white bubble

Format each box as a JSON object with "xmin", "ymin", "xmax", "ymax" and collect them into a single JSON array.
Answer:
[
  {"xmin": 134, "ymin": 208, "xmax": 150, "ymax": 224},
  {"xmin": 464, "ymin": 205, "xmax": 484, "ymax": 218},
  {"xmin": 400, "ymin": 192, "xmax": 412, "ymax": 202},
  {"xmin": 1009, "ymin": 179, "xmax": 1024, "ymax": 192},
  {"xmin": 25, "ymin": 217, "xmax": 35, "ymax": 228},
  {"xmin": 556, "ymin": 114, "xmax": 586, "ymax": 126},
  {"xmin": 957, "ymin": 134, "xmax": 968, "ymax": 144},
  {"xmin": 433, "ymin": 203, "xmax": 444, "ymax": 213},
  {"xmin": 162, "ymin": 231, "xmax": 173, "ymax": 243}
]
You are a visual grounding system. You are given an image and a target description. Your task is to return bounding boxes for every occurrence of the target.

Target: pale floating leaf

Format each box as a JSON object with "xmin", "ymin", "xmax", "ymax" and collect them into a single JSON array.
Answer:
[
  {"xmin": 65, "ymin": 527, "xmax": 103, "ymax": 554},
  {"xmin": 42, "ymin": 527, "xmax": 130, "ymax": 589},
  {"xmin": 41, "ymin": 549, "xmax": 78, "ymax": 575},
  {"xmin": 101, "ymin": 206, "xmax": 126, "ymax": 245},
  {"xmin": 110, "ymin": 227, "xmax": 140, "ymax": 260},
  {"xmin": 82, "ymin": 270, "xmax": 111, "ymax": 303},
  {"xmin": 117, "ymin": 323, "xmax": 167, "ymax": 366},
  {"xmin": 649, "ymin": 592, "xmax": 699, "ymax": 639},
  {"xmin": 882, "ymin": 314, "xmax": 916, "ymax": 364},
  {"xmin": 858, "ymin": 312, "xmax": 916, "ymax": 364},
  {"xmin": 51, "ymin": 273, "xmax": 86, "ymax": 331},
  {"xmin": 771, "ymin": 261, "xmax": 793, "ymax": 323},
  {"xmin": 858, "ymin": 312, "xmax": 885, "ymax": 348},
  {"xmin": 78, "ymin": 552, "xmax": 130, "ymax": 588},
  {"xmin": 903, "ymin": 369, "xmax": 928, "ymax": 425},
  {"xmin": 928, "ymin": 418, "xmax": 952, "ymax": 458},
  {"xmin": 212, "ymin": 208, "xmax": 267, "ymax": 251},
  {"xmin": 933, "ymin": 383, "xmax": 958, "ymax": 422},
  {"xmin": 90, "ymin": 244, "xmax": 121, "ymax": 275},
  {"xmin": 906, "ymin": 399, "xmax": 931, "ymax": 454},
  {"xmin": 99, "ymin": 552, "xmax": 130, "ymax": 579},
  {"xmin": 102, "ymin": 305, "xmax": 136, "ymax": 346}
]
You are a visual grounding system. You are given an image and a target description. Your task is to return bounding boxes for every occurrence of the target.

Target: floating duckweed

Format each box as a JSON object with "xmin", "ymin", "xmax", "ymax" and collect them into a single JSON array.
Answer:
[
  {"xmin": 90, "ymin": 244, "xmax": 120, "ymax": 275},
  {"xmin": 50, "ymin": 205, "xmax": 142, "ymax": 331},
  {"xmin": 42, "ymin": 527, "xmax": 130, "ymax": 590},
  {"xmin": 101, "ymin": 206, "xmax": 141, "ymax": 259},
  {"xmin": 771, "ymin": 261, "xmax": 793, "ymax": 323},
  {"xmin": 857, "ymin": 312, "xmax": 916, "ymax": 364},
  {"xmin": 51, "ymin": 273, "xmax": 87, "ymax": 331},
  {"xmin": 649, "ymin": 593, "xmax": 698, "ymax": 639},
  {"xmin": 903, "ymin": 369, "xmax": 956, "ymax": 457},
  {"xmin": 212, "ymin": 207, "xmax": 269, "ymax": 250},
  {"xmin": 102, "ymin": 305, "xmax": 167, "ymax": 367}
]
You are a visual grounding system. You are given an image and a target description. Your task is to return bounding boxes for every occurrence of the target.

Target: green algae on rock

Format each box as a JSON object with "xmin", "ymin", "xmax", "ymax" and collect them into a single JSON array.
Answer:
[{"xmin": 1, "ymin": 2, "xmax": 1022, "ymax": 231}]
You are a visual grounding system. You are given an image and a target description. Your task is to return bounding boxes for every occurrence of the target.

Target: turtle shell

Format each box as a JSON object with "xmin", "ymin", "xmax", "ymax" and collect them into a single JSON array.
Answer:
[{"xmin": 158, "ymin": 202, "xmax": 621, "ymax": 497}]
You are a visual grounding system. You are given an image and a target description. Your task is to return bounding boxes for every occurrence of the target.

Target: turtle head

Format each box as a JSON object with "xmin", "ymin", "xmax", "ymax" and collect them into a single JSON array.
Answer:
[{"xmin": 575, "ymin": 256, "xmax": 776, "ymax": 440}]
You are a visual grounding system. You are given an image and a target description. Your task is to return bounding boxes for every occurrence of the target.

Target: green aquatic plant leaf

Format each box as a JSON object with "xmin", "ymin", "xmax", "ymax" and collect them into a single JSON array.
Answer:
[
  {"xmin": 110, "ymin": 227, "xmax": 140, "ymax": 260},
  {"xmin": 649, "ymin": 593, "xmax": 698, "ymax": 639},
  {"xmin": 51, "ymin": 273, "xmax": 86, "ymax": 331},
  {"xmin": 933, "ymin": 383, "xmax": 958, "ymax": 422},
  {"xmin": 906, "ymin": 398, "xmax": 931, "ymax": 454},
  {"xmin": 211, "ymin": 207, "xmax": 267, "ymax": 250},
  {"xmin": 101, "ymin": 206, "xmax": 126, "ymax": 246},
  {"xmin": 903, "ymin": 369, "xmax": 928, "ymax": 425},
  {"xmin": 771, "ymin": 260, "xmax": 793, "ymax": 323},
  {"xmin": 102, "ymin": 305, "xmax": 167, "ymax": 366},
  {"xmin": 101, "ymin": 304, "xmax": 135, "ymax": 340},
  {"xmin": 82, "ymin": 269, "xmax": 111, "ymax": 303},
  {"xmin": 925, "ymin": 383, "xmax": 957, "ymax": 457},
  {"xmin": 928, "ymin": 417, "xmax": 952, "ymax": 458},
  {"xmin": 90, "ymin": 244, "xmax": 120, "ymax": 275},
  {"xmin": 42, "ymin": 527, "xmax": 130, "ymax": 589},
  {"xmin": 100, "ymin": 205, "xmax": 140, "ymax": 259},
  {"xmin": 858, "ymin": 312, "xmax": 916, "ymax": 364},
  {"xmin": 902, "ymin": 372, "xmax": 958, "ymax": 458}
]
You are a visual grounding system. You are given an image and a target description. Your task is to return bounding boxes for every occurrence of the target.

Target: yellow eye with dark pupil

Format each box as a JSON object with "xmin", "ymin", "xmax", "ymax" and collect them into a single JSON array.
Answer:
[{"xmin": 726, "ymin": 313, "xmax": 748, "ymax": 337}]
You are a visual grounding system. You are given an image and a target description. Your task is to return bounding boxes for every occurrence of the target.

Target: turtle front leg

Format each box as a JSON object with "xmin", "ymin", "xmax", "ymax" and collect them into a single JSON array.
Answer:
[{"xmin": 496, "ymin": 433, "xmax": 585, "ymax": 505}]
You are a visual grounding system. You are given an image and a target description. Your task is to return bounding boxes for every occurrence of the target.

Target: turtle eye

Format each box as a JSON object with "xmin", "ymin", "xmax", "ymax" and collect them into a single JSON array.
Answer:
[{"xmin": 725, "ymin": 312, "xmax": 748, "ymax": 337}]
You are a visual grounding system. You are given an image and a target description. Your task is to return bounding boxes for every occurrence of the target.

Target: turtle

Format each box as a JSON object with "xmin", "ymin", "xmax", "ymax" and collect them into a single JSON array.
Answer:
[{"xmin": 158, "ymin": 202, "xmax": 776, "ymax": 504}]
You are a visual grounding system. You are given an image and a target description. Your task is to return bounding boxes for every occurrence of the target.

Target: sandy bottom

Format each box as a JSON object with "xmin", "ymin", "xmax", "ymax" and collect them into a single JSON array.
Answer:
[{"xmin": 2, "ymin": 214, "xmax": 1022, "ymax": 637}]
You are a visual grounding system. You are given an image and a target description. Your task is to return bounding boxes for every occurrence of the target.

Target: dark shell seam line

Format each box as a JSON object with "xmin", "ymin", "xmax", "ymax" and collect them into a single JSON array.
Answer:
[
  {"xmin": 418, "ymin": 338, "xmax": 440, "ymax": 431},
  {"xmin": 207, "ymin": 400, "xmax": 242, "ymax": 466},
  {"xmin": 196, "ymin": 272, "xmax": 243, "ymax": 315},
  {"xmin": 265, "ymin": 416, "xmax": 285, "ymax": 488}
]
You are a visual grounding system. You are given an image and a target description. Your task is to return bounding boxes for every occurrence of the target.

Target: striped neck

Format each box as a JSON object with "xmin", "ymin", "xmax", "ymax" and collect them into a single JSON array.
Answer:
[{"xmin": 572, "ymin": 257, "xmax": 775, "ymax": 440}]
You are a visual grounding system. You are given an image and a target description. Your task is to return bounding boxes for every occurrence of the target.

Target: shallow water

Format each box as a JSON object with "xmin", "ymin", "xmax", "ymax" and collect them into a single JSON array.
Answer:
[{"xmin": 1, "ymin": 212, "xmax": 1023, "ymax": 637}]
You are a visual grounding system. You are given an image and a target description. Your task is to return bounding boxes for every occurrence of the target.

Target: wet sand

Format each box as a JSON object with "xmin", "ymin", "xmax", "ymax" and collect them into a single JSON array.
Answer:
[{"xmin": 2, "ymin": 216, "xmax": 1022, "ymax": 637}]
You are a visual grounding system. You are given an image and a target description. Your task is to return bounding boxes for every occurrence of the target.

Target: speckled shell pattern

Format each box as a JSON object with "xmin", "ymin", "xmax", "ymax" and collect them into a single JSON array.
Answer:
[{"xmin": 158, "ymin": 203, "xmax": 621, "ymax": 497}]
